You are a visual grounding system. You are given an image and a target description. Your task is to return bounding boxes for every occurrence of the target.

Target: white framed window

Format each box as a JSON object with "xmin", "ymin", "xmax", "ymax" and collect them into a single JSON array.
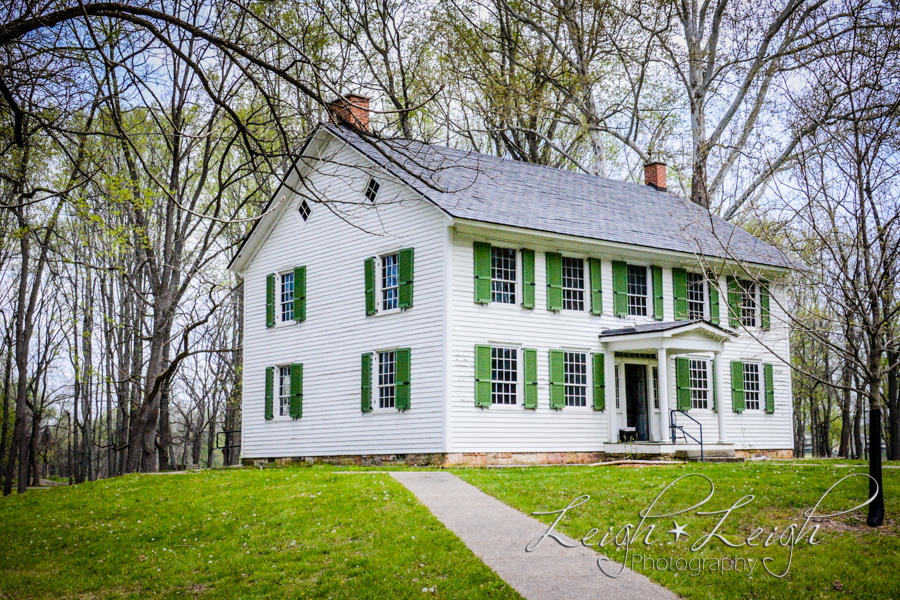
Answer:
[
  {"xmin": 562, "ymin": 257, "xmax": 585, "ymax": 311},
  {"xmin": 491, "ymin": 347, "xmax": 518, "ymax": 405},
  {"xmin": 743, "ymin": 362, "xmax": 762, "ymax": 410},
  {"xmin": 651, "ymin": 366, "xmax": 660, "ymax": 409},
  {"xmin": 491, "ymin": 247, "xmax": 517, "ymax": 304},
  {"xmin": 298, "ymin": 199, "xmax": 312, "ymax": 222},
  {"xmin": 627, "ymin": 265, "xmax": 648, "ymax": 316},
  {"xmin": 378, "ymin": 351, "xmax": 396, "ymax": 409},
  {"xmin": 365, "ymin": 177, "xmax": 381, "ymax": 203},
  {"xmin": 280, "ymin": 272, "xmax": 294, "ymax": 322},
  {"xmin": 687, "ymin": 272, "xmax": 706, "ymax": 320},
  {"xmin": 278, "ymin": 366, "xmax": 291, "ymax": 417},
  {"xmin": 380, "ymin": 253, "xmax": 399, "ymax": 312},
  {"xmin": 615, "ymin": 364, "xmax": 620, "ymax": 409},
  {"xmin": 740, "ymin": 281, "xmax": 759, "ymax": 327},
  {"xmin": 689, "ymin": 359, "xmax": 710, "ymax": 409},
  {"xmin": 564, "ymin": 351, "xmax": 588, "ymax": 407}
]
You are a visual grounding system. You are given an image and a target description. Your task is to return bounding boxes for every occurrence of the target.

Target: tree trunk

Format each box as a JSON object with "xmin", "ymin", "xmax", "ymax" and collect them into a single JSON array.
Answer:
[
  {"xmin": 839, "ymin": 360, "xmax": 853, "ymax": 458},
  {"xmin": 81, "ymin": 265, "xmax": 94, "ymax": 482},
  {"xmin": 887, "ymin": 349, "xmax": 899, "ymax": 461},
  {"xmin": 5, "ymin": 233, "xmax": 31, "ymax": 496},
  {"xmin": 28, "ymin": 407, "xmax": 40, "ymax": 486},
  {"xmin": 0, "ymin": 336, "xmax": 13, "ymax": 490}
]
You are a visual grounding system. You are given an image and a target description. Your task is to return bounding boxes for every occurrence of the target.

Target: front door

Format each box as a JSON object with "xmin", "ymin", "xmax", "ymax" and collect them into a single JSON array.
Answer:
[{"xmin": 625, "ymin": 363, "xmax": 650, "ymax": 441}]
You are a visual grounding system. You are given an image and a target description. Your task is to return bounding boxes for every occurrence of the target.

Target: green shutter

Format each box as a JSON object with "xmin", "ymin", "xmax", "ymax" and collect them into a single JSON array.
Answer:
[
  {"xmin": 396, "ymin": 348, "xmax": 411, "ymax": 411},
  {"xmin": 672, "ymin": 268, "xmax": 688, "ymax": 321},
  {"xmin": 652, "ymin": 266, "xmax": 664, "ymax": 320},
  {"xmin": 264, "ymin": 366, "xmax": 274, "ymax": 420},
  {"xmin": 760, "ymin": 283, "xmax": 770, "ymax": 329},
  {"xmin": 524, "ymin": 348, "xmax": 538, "ymax": 409},
  {"xmin": 546, "ymin": 252, "xmax": 563, "ymax": 311},
  {"xmin": 592, "ymin": 353, "xmax": 605, "ymax": 411},
  {"xmin": 727, "ymin": 277, "xmax": 741, "ymax": 327},
  {"xmin": 521, "ymin": 248, "xmax": 535, "ymax": 309},
  {"xmin": 708, "ymin": 277, "xmax": 720, "ymax": 325},
  {"xmin": 731, "ymin": 361, "xmax": 745, "ymax": 412},
  {"xmin": 399, "ymin": 248, "xmax": 414, "ymax": 309},
  {"xmin": 764, "ymin": 363, "xmax": 775, "ymax": 413},
  {"xmin": 473, "ymin": 242, "xmax": 492, "ymax": 304},
  {"xmin": 266, "ymin": 274, "xmax": 275, "ymax": 328},
  {"xmin": 364, "ymin": 257, "xmax": 376, "ymax": 316},
  {"xmin": 293, "ymin": 266, "xmax": 306, "ymax": 322},
  {"xmin": 549, "ymin": 350, "xmax": 564, "ymax": 409},
  {"xmin": 675, "ymin": 357, "xmax": 691, "ymax": 411},
  {"xmin": 361, "ymin": 353, "xmax": 373, "ymax": 413},
  {"xmin": 474, "ymin": 345, "xmax": 492, "ymax": 407},
  {"xmin": 589, "ymin": 258, "xmax": 603, "ymax": 315},
  {"xmin": 612, "ymin": 261, "xmax": 628, "ymax": 317},
  {"xmin": 289, "ymin": 363, "xmax": 303, "ymax": 418},
  {"xmin": 711, "ymin": 358, "xmax": 717, "ymax": 412}
]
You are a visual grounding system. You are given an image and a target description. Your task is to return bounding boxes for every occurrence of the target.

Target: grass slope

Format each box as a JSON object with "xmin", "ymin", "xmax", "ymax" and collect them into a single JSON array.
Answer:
[
  {"xmin": 0, "ymin": 468, "xmax": 520, "ymax": 600},
  {"xmin": 457, "ymin": 461, "xmax": 900, "ymax": 600}
]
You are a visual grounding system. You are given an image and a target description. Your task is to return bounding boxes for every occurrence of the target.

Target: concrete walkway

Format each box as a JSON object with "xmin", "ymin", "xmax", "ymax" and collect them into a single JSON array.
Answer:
[{"xmin": 391, "ymin": 471, "xmax": 677, "ymax": 600}]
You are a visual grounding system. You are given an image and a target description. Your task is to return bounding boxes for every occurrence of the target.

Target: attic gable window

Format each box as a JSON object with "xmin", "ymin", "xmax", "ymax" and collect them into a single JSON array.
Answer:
[
  {"xmin": 298, "ymin": 199, "xmax": 312, "ymax": 221},
  {"xmin": 365, "ymin": 177, "xmax": 381, "ymax": 203}
]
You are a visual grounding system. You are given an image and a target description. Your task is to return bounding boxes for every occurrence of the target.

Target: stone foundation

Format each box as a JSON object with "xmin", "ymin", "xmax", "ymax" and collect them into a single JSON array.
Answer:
[
  {"xmin": 240, "ymin": 448, "xmax": 793, "ymax": 467},
  {"xmin": 734, "ymin": 448, "xmax": 794, "ymax": 459},
  {"xmin": 241, "ymin": 451, "xmax": 604, "ymax": 468}
]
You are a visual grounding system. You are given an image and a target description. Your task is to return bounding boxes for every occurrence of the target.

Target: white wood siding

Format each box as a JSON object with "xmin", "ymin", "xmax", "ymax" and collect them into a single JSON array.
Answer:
[
  {"xmin": 448, "ymin": 224, "xmax": 794, "ymax": 452},
  {"xmin": 239, "ymin": 142, "xmax": 447, "ymax": 458}
]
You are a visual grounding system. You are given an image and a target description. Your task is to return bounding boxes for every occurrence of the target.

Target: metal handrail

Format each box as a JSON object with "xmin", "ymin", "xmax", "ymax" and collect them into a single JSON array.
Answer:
[
  {"xmin": 669, "ymin": 409, "xmax": 703, "ymax": 462},
  {"xmin": 216, "ymin": 430, "xmax": 241, "ymax": 451}
]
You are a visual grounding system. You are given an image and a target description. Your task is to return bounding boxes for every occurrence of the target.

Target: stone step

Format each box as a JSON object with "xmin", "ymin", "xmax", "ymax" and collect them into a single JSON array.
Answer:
[
  {"xmin": 675, "ymin": 448, "xmax": 735, "ymax": 459},
  {"xmin": 682, "ymin": 456, "xmax": 745, "ymax": 463}
]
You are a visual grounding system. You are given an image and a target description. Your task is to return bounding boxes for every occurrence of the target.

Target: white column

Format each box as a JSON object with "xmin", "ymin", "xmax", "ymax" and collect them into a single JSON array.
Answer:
[
  {"xmin": 656, "ymin": 348, "xmax": 669, "ymax": 443},
  {"xmin": 715, "ymin": 351, "xmax": 729, "ymax": 443},
  {"xmin": 605, "ymin": 347, "xmax": 617, "ymax": 444}
]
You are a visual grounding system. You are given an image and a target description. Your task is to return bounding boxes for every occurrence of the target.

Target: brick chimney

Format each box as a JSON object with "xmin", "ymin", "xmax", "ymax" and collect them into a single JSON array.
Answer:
[
  {"xmin": 328, "ymin": 94, "xmax": 370, "ymax": 131},
  {"xmin": 644, "ymin": 161, "xmax": 667, "ymax": 192}
]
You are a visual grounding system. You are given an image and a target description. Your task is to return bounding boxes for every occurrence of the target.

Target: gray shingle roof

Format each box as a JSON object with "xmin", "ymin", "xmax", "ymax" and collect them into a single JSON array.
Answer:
[
  {"xmin": 326, "ymin": 124, "xmax": 794, "ymax": 269},
  {"xmin": 598, "ymin": 320, "xmax": 735, "ymax": 338}
]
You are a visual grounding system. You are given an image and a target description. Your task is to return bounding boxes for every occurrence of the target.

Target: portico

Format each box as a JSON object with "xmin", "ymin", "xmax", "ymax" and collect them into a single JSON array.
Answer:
[{"xmin": 599, "ymin": 320, "xmax": 736, "ymax": 448}]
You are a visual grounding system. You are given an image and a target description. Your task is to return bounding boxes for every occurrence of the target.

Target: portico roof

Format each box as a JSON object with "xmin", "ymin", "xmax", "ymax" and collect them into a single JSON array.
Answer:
[{"xmin": 598, "ymin": 320, "xmax": 735, "ymax": 353}]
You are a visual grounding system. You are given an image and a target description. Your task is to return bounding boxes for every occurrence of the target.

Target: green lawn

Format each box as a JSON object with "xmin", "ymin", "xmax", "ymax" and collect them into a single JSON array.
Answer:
[
  {"xmin": 0, "ymin": 467, "xmax": 520, "ymax": 600},
  {"xmin": 457, "ymin": 462, "xmax": 900, "ymax": 600}
]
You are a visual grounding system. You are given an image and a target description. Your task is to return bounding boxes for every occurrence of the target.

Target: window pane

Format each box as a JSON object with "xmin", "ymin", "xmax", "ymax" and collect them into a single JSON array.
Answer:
[
  {"xmin": 379, "ymin": 351, "xmax": 396, "ymax": 408},
  {"xmin": 365, "ymin": 177, "xmax": 381, "ymax": 202},
  {"xmin": 652, "ymin": 366, "xmax": 660, "ymax": 409},
  {"xmin": 564, "ymin": 352, "xmax": 587, "ymax": 406},
  {"xmin": 743, "ymin": 363, "xmax": 761, "ymax": 410},
  {"xmin": 562, "ymin": 257, "xmax": 584, "ymax": 311},
  {"xmin": 491, "ymin": 248, "xmax": 517, "ymax": 304},
  {"xmin": 298, "ymin": 200, "xmax": 312, "ymax": 221},
  {"xmin": 689, "ymin": 359, "xmax": 708, "ymax": 409},
  {"xmin": 280, "ymin": 273, "xmax": 294, "ymax": 321},
  {"xmin": 627, "ymin": 265, "xmax": 648, "ymax": 316},
  {"xmin": 382, "ymin": 254, "xmax": 399, "ymax": 311},
  {"xmin": 491, "ymin": 347, "xmax": 517, "ymax": 404},
  {"xmin": 740, "ymin": 281, "xmax": 757, "ymax": 327},
  {"xmin": 687, "ymin": 272, "xmax": 705, "ymax": 320},
  {"xmin": 279, "ymin": 366, "xmax": 291, "ymax": 416}
]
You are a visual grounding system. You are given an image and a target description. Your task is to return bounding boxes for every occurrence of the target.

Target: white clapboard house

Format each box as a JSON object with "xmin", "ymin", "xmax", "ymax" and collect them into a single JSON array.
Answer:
[{"xmin": 228, "ymin": 97, "xmax": 796, "ymax": 465}]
